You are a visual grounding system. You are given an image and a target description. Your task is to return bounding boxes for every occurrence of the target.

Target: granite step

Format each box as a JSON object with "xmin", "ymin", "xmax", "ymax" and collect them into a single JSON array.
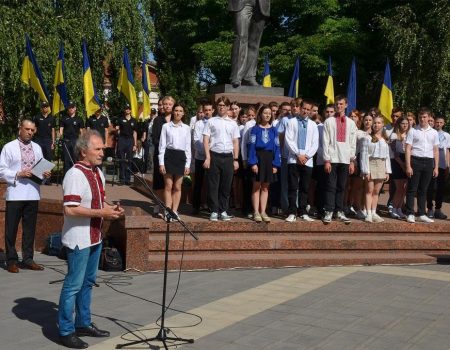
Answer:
[{"xmin": 145, "ymin": 252, "xmax": 437, "ymax": 271}]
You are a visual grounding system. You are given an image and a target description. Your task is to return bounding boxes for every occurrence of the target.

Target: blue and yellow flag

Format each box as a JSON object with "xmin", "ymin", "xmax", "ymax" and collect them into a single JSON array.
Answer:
[
  {"xmin": 346, "ymin": 58, "xmax": 357, "ymax": 115},
  {"xmin": 288, "ymin": 58, "xmax": 300, "ymax": 98},
  {"xmin": 324, "ymin": 56, "xmax": 335, "ymax": 105},
  {"xmin": 52, "ymin": 43, "xmax": 69, "ymax": 116},
  {"xmin": 82, "ymin": 40, "xmax": 101, "ymax": 117},
  {"xmin": 117, "ymin": 47, "xmax": 138, "ymax": 118},
  {"xmin": 262, "ymin": 55, "xmax": 271, "ymax": 88},
  {"xmin": 141, "ymin": 54, "xmax": 151, "ymax": 119},
  {"xmin": 378, "ymin": 59, "xmax": 393, "ymax": 124},
  {"xmin": 21, "ymin": 34, "xmax": 50, "ymax": 104}
]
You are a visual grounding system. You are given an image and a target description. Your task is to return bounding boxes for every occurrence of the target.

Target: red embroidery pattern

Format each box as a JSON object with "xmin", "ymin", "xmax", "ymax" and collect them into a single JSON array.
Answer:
[
  {"xmin": 336, "ymin": 115, "xmax": 347, "ymax": 142},
  {"xmin": 64, "ymin": 195, "xmax": 81, "ymax": 203},
  {"xmin": 74, "ymin": 163, "xmax": 104, "ymax": 245}
]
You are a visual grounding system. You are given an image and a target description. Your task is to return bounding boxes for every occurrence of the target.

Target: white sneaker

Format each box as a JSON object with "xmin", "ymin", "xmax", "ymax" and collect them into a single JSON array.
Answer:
[
  {"xmin": 285, "ymin": 214, "xmax": 297, "ymax": 222},
  {"xmin": 356, "ymin": 210, "xmax": 366, "ymax": 220},
  {"xmin": 407, "ymin": 214, "xmax": 415, "ymax": 223},
  {"xmin": 372, "ymin": 213, "xmax": 384, "ymax": 223},
  {"xmin": 365, "ymin": 214, "xmax": 373, "ymax": 223},
  {"xmin": 397, "ymin": 208, "xmax": 407, "ymax": 219},
  {"xmin": 427, "ymin": 209, "xmax": 434, "ymax": 218},
  {"xmin": 306, "ymin": 204, "xmax": 311, "ymax": 214},
  {"xmin": 337, "ymin": 211, "xmax": 351, "ymax": 224},
  {"xmin": 419, "ymin": 215, "xmax": 434, "ymax": 223},
  {"xmin": 388, "ymin": 204, "xmax": 394, "ymax": 214},
  {"xmin": 300, "ymin": 214, "xmax": 315, "ymax": 222},
  {"xmin": 322, "ymin": 211, "xmax": 333, "ymax": 224}
]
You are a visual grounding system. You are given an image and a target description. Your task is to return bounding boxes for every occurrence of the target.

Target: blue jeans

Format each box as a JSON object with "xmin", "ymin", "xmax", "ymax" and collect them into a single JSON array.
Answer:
[{"xmin": 58, "ymin": 243, "xmax": 102, "ymax": 336}]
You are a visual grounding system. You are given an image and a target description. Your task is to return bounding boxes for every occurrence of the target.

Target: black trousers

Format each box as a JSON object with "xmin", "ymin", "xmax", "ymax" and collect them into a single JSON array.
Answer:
[
  {"xmin": 36, "ymin": 138, "xmax": 53, "ymax": 161},
  {"xmin": 117, "ymin": 137, "xmax": 133, "ymax": 182},
  {"xmin": 427, "ymin": 167, "xmax": 446, "ymax": 210},
  {"xmin": 242, "ymin": 166, "xmax": 253, "ymax": 215},
  {"xmin": 287, "ymin": 163, "xmax": 312, "ymax": 215},
  {"xmin": 314, "ymin": 165, "xmax": 326, "ymax": 215},
  {"xmin": 207, "ymin": 152, "xmax": 234, "ymax": 213},
  {"xmin": 324, "ymin": 163, "xmax": 349, "ymax": 212},
  {"xmin": 5, "ymin": 200, "xmax": 39, "ymax": 265},
  {"xmin": 269, "ymin": 166, "xmax": 281, "ymax": 209},
  {"xmin": 405, "ymin": 156, "xmax": 434, "ymax": 216},
  {"xmin": 193, "ymin": 159, "xmax": 207, "ymax": 210},
  {"xmin": 62, "ymin": 138, "xmax": 76, "ymax": 175}
]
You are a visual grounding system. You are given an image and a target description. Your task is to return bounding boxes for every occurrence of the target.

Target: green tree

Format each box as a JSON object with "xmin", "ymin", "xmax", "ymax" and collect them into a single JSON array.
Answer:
[{"xmin": 0, "ymin": 0, "xmax": 154, "ymax": 138}]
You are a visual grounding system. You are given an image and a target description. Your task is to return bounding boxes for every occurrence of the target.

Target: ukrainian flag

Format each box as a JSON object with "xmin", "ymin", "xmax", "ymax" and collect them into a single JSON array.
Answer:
[
  {"xmin": 82, "ymin": 40, "xmax": 101, "ymax": 117},
  {"xmin": 324, "ymin": 56, "xmax": 335, "ymax": 105},
  {"xmin": 378, "ymin": 59, "xmax": 393, "ymax": 124},
  {"xmin": 117, "ymin": 47, "xmax": 138, "ymax": 118},
  {"xmin": 141, "ymin": 54, "xmax": 151, "ymax": 119},
  {"xmin": 52, "ymin": 43, "xmax": 69, "ymax": 116},
  {"xmin": 262, "ymin": 55, "xmax": 271, "ymax": 88},
  {"xmin": 288, "ymin": 58, "xmax": 300, "ymax": 98},
  {"xmin": 21, "ymin": 34, "xmax": 50, "ymax": 105}
]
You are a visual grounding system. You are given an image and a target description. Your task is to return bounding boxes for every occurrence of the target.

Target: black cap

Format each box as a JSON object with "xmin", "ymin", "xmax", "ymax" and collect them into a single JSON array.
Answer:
[
  {"xmin": 151, "ymin": 108, "xmax": 157, "ymax": 113},
  {"xmin": 41, "ymin": 101, "xmax": 50, "ymax": 108},
  {"xmin": 124, "ymin": 103, "xmax": 131, "ymax": 110},
  {"xmin": 68, "ymin": 101, "xmax": 76, "ymax": 108}
]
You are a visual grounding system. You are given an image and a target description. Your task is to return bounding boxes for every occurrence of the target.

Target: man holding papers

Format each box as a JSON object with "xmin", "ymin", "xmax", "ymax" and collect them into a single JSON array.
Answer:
[{"xmin": 0, "ymin": 119, "xmax": 51, "ymax": 273}]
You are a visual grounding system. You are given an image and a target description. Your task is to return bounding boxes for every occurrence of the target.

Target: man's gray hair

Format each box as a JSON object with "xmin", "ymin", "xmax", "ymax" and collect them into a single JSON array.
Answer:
[{"xmin": 75, "ymin": 130, "xmax": 102, "ymax": 160}]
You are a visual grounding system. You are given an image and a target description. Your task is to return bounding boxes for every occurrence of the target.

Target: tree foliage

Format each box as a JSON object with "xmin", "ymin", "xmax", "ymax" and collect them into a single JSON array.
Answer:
[
  {"xmin": 154, "ymin": 0, "xmax": 450, "ymax": 116},
  {"xmin": 0, "ymin": 0, "xmax": 154, "ymax": 133}
]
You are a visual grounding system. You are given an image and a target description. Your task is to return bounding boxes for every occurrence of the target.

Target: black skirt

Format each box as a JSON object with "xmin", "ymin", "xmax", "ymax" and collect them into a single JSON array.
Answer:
[
  {"xmin": 250, "ymin": 150, "xmax": 276, "ymax": 183},
  {"xmin": 392, "ymin": 153, "xmax": 407, "ymax": 180},
  {"xmin": 164, "ymin": 148, "xmax": 186, "ymax": 176}
]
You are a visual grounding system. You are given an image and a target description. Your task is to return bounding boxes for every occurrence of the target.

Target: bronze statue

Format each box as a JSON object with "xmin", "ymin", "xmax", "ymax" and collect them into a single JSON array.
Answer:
[{"xmin": 229, "ymin": 0, "xmax": 270, "ymax": 88}]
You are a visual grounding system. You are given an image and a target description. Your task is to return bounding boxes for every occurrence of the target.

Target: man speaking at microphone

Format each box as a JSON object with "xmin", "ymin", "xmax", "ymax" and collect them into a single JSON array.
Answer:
[{"xmin": 58, "ymin": 130, "xmax": 124, "ymax": 349}]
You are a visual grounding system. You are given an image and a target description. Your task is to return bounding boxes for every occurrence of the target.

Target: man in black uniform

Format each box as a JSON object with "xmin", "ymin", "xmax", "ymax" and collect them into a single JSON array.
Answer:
[
  {"xmin": 86, "ymin": 107, "xmax": 110, "ymax": 142},
  {"xmin": 33, "ymin": 101, "xmax": 56, "ymax": 162},
  {"xmin": 116, "ymin": 104, "xmax": 137, "ymax": 185},
  {"xmin": 59, "ymin": 101, "xmax": 85, "ymax": 175}
]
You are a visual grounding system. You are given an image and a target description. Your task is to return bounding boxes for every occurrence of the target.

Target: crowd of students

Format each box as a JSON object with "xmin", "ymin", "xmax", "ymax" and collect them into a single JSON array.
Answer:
[{"xmin": 144, "ymin": 95, "xmax": 449, "ymax": 224}]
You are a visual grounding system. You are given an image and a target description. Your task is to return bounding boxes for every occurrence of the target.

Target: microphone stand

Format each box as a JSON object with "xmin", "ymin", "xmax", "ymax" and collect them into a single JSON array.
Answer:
[{"xmin": 116, "ymin": 161, "xmax": 198, "ymax": 350}]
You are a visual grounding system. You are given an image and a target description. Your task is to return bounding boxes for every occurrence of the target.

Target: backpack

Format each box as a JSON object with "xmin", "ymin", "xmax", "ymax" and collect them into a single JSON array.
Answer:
[{"xmin": 99, "ymin": 246, "xmax": 123, "ymax": 271}]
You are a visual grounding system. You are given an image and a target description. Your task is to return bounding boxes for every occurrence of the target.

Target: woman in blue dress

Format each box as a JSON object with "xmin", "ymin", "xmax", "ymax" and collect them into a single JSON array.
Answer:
[{"xmin": 247, "ymin": 105, "xmax": 281, "ymax": 222}]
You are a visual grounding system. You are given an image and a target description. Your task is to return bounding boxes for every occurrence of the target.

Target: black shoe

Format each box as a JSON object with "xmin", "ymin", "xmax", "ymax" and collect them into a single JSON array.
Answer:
[
  {"xmin": 231, "ymin": 80, "xmax": 241, "ymax": 88},
  {"xmin": 125, "ymin": 181, "xmax": 131, "ymax": 185},
  {"xmin": 434, "ymin": 211, "xmax": 448, "ymax": 220},
  {"xmin": 191, "ymin": 208, "xmax": 200, "ymax": 215},
  {"xmin": 60, "ymin": 333, "xmax": 88, "ymax": 349},
  {"xmin": 76, "ymin": 323, "xmax": 110, "ymax": 338}
]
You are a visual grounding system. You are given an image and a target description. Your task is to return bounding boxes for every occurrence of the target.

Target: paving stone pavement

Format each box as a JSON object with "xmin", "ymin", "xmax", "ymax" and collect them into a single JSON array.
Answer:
[{"xmin": 1, "ymin": 254, "xmax": 450, "ymax": 350}]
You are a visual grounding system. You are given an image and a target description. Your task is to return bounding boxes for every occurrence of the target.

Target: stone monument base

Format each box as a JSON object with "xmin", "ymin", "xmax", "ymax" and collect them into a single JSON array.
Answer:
[{"xmin": 210, "ymin": 84, "xmax": 292, "ymax": 105}]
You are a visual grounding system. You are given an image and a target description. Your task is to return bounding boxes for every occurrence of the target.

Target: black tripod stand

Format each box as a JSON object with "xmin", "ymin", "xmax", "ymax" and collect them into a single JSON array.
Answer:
[{"xmin": 117, "ymin": 164, "xmax": 198, "ymax": 349}]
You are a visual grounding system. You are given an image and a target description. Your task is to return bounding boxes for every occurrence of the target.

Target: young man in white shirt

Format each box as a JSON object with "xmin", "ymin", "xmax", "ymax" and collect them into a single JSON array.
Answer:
[
  {"xmin": 284, "ymin": 100, "xmax": 319, "ymax": 222},
  {"xmin": 203, "ymin": 97, "xmax": 240, "ymax": 221},
  {"xmin": 192, "ymin": 102, "xmax": 214, "ymax": 214},
  {"xmin": 405, "ymin": 108, "xmax": 439, "ymax": 223},
  {"xmin": 322, "ymin": 95, "xmax": 358, "ymax": 224}
]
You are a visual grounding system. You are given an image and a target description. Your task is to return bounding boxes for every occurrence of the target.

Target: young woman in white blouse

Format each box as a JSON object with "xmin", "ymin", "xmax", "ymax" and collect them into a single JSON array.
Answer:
[
  {"xmin": 389, "ymin": 116, "xmax": 410, "ymax": 219},
  {"xmin": 360, "ymin": 114, "xmax": 392, "ymax": 223},
  {"xmin": 158, "ymin": 104, "xmax": 191, "ymax": 219}
]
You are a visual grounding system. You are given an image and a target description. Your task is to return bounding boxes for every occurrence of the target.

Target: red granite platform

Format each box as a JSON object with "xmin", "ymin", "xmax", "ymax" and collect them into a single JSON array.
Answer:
[{"xmin": 1, "ymin": 180, "xmax": 449, "ymax": 271}]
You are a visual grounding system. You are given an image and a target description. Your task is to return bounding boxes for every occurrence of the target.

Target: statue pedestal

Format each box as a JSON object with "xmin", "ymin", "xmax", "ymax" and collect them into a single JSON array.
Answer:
[{"xmin": 209, "ymin": 84, "xmax": 292, "ymax": 105}]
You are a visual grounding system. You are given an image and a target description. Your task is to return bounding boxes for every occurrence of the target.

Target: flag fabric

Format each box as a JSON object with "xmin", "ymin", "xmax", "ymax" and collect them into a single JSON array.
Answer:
[
  {"xmin": 378, "ymin": 59, "xmax": 394, "ymax": 124},
  {"xmin": 262, "ymin": 55, "xmax": 271, "ymax": 87},
  {"xmin": 117, "ymin": 47, "xmax": 138, "ymax": 118},
  {"xmin": 324, "ymin": 56, "xmax": 335, "ymax": 105},
  {"xmin": 141, "ymin": 54, "xmax": 151, "ymax": 119},
  {"xmin": 21, "ymin": 34, "xmax": 50, "ymax": 104},
  {"xmin": 52, "ymin": 43, "xmax": 69, "ymax": 116},
  {"xmin": 346, "ymin": 58, "xmax": 357, "ymax": 115},
  {"xmin": 82, "ymin": 40, "xmax": 101, "ymax": 117},
  {"xmin": 288, "ymin": 58, "xmax": 300, "ymax": 98}
]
